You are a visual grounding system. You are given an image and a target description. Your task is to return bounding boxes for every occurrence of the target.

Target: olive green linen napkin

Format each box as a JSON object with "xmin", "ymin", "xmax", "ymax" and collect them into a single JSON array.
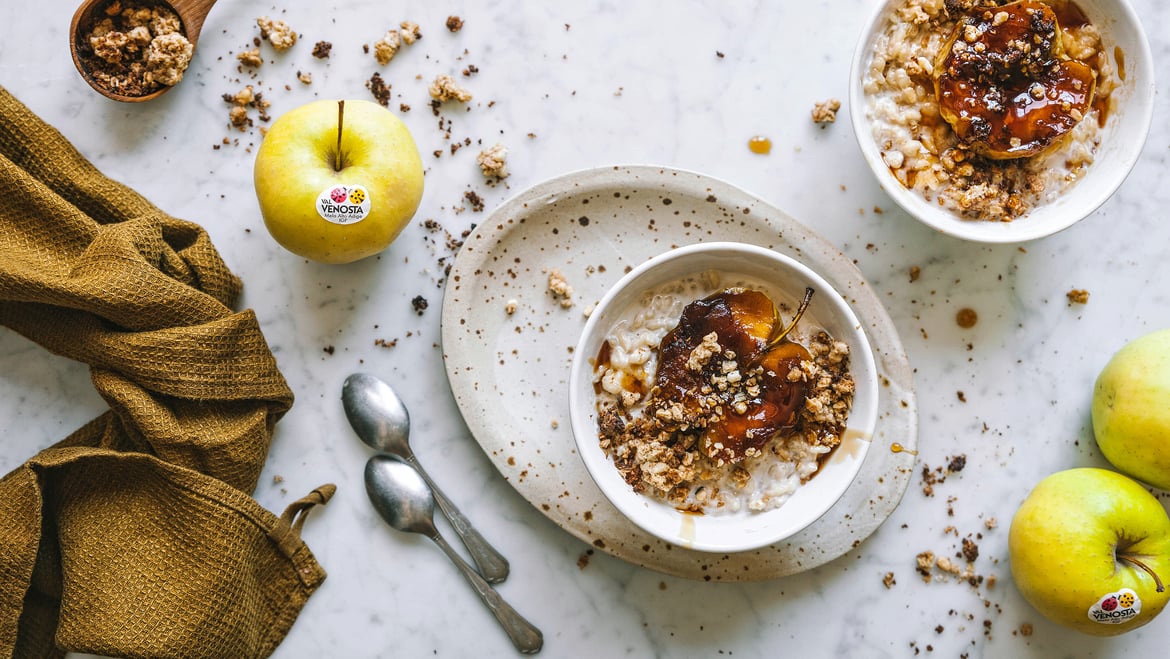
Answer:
[{"xmin": 0, "ymin": 86, "xmax": 332, "ymax": 658}]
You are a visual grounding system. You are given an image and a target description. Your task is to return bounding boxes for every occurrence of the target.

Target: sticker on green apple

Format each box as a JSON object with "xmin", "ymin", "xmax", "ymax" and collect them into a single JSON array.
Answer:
[
  {"xmin": 317, "ymin": 185, "xmax": 371, "ymax": 225},
  {"xmin": 1088, "ymin": 588, "xmax": 1141, "ymax": 625}
]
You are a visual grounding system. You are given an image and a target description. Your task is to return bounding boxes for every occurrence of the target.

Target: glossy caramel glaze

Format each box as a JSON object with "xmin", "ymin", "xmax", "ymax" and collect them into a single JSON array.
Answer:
[
  {"xmin": 934, "ymin": 0, "xmax": 1096, "ymax": 160},
  {"xmin": 653, "ymin": 288, "xmax": 813, "ymax": 463}
]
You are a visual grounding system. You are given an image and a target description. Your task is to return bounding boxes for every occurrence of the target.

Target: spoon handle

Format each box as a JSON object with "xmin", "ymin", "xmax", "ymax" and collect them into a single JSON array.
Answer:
[
  {"xmin": 430, "ymin": 532, "xmax": 544, "ymax": 654},
  {"xmin": 407, "ymin": 456, "xmax": 511, "ymax": 583}
]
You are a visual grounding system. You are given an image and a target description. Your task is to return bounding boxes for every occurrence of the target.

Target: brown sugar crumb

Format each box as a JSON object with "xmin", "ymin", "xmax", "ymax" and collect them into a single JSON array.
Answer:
[
  {"xmin": 297, "ymin": 70, "xmax": 312, "ymax": 85},
  {"xmin": 311, "ymin": 41, "xmax": 332, "ymax": 59},
  {"xmin": 429, "ymin": 74, "xmax": 472, "ymax": 103},
  {"xmin": 411, "ymin": 295, "xmax": 429, "ymax": 315},
  {"xmin": 399, "ymin": 21, "xmax": 422, "ymax": 44},
  {"xmin": 80, "ymin": 1, "xmax": 193, "ymax": 96},
  {"xmin": 257, "ymin": 16, "xmax": 297, "ymax": 50},
  {"xmin": 956, "ymin": 307, "xmax": 978, "ymax": 328},
  {"xmin": 446, "ymin": 16, "xmax": 464, "ymax": 32},
  {"xmin": 237, "ymin": 48, "xmax": 263, "ymax": 68},
  {"xmin": 811, "ymin": 98, "xmax": 842, "ymax": 124},
  {"xmin": 1067, "ymin": 288, "xmax": 1090, "ymax": 304},
  {"xmin": 373, "ymin": 30, "xmax": 401, "ymax": 64},
  {"xmin": 463, "ymin": 190, "xmax": 485, "ymax": 212},
  {"xmin": 366, "ymin": 72, "xmax": 391, "ymax": 106},
  {"xmin": 476, "ymin": 143, "xmax": 509, "ymax": 179},
  {"xmin": 909, "ymin": 265, "xmax": 921, "ymax": 282},
  {"xmin": 962, "ymin": 537, "xmax": 979, "ymax": 563},
  {"xmin": 545, "ymin": 268, "xmax": 574, "ymax": 308},
  {"xmin": 883, "ymin": 572, "xmax": 896, "ymax": 588}
]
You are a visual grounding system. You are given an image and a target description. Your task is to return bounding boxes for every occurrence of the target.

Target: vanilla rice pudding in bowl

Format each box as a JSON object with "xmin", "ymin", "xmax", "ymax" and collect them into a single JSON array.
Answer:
[
  {"xmin": 568, "ymin": 243, "xmax": 879, "ymax": 552},
  {"xmin": 850, "ymin": 0, "xmax": 1154, "ymax": 242}
]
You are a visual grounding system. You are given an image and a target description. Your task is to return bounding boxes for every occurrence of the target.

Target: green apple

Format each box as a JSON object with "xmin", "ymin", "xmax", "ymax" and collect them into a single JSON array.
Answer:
[
  {"xmin": 1093, "ymin": 329, "xmax": 1170, "ymax": 490},
  {"xmin": 1009, "ymin": 467, "xmax": 1170, "ymax": 636},
  {"xmin": 254, "ymin": 99, "xmax": 424, "ymax": 264}
]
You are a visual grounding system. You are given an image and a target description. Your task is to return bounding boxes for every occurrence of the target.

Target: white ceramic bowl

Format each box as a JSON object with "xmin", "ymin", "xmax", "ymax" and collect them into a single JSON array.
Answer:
[
  {"xmin": 568, "ymin": 242, "xmax": 880, "ymax": 553},
  {"xmin": 849, "ymin": 0, "xmax": 1154, "ymax": 243}
]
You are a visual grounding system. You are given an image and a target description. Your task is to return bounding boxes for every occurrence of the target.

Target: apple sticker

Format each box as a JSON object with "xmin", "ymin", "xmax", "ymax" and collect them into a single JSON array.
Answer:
[
  {"xmin": 1088, "ymin": 588, "xmax": 1142, "ymax": 625},
  {"xmin": 316, "ymin": 184, "xmax": 372, "ymax": 225}
]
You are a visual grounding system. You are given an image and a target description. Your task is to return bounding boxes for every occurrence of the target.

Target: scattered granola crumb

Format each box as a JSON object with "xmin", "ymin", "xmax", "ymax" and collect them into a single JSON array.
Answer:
[
  {"xmin": 237, "ymin": 48, "xmax": 263, "ymax": 68},
  {"xmin": 296, "ymin": 70, "xmax": 313, "ymax": 84},
  {"xmin": 947, "ymin": 454, "xmax": 967, "ymax": 473},
  {"xmin": 229, "ymin": 105, "xmax": 251, "ymax": 131},
  {"xmin": 476, "ymin": 143, "xmax": 509, "ymax": 179},
  {"xmin": 366, "ymin": 72, "xmax": 391, "ymax": 106},
  {"xmin": 577, "ymin": 550, "xmax": 591, "ymax": 570},
  {"xmin": 916, "ymin": 551, "xmax": 935, "ymax": 582},
  {"xmin": 545, "ymin": 268, "xmax": 574, "ymax": 308},
  {"xmin": 257, "ymin": 16, "xmax": 297, "ymax": 51},
  {"xmin": 984, "ymin": 517, "xmax": 998, "ymax": 530},
  {"xmin": 399, "ymin": 21, "xmax": 422, "ymax": 44},
  {"xmin": 883, "ymin": 572, "xmax": 896, "ymax": 588},
  {"xmin": 373, "ymin": 30, "xmax": 401, "ymax": 64},
  {"xmin": 811, "ymin": 98, "xmax": 841, "ymax": 124},
  {"xmin": 374, "ymin": 338, "xmax": 398, "ymax": 348},
  {"xmin": 1067, "ymin": 288, "xmax": 1090, "ymax": 304},
  {"xmin": 411, "ymin": 295, "xmax": 429, "ymax": 315},
  {"xmin": 505, "ymin": 299, "xmax": 518, "ymax": 315},
  {"xmin": 446, "ymin": 15, "xmax": 464, "ymax": 32},
  {"xmin": 429, "ymin": 73, "xmax": 472, "ymax": 102},
  {"xmin": 273, "ymin": 475, "xmax": 284, "ymax": 484},
  {"xmin": 909, "ymin": 265, "xmax": 921, "ymax": 282},
  {"xmin": 956, "ymin": 307, "xmax": 978, "ymax": 328},
  {"xmin": 312, "ymin": 40, "xmax": 332, "ymax": 59},
  {"xmin": 463, "ymin": 190, "xmax": 485, "ymax": 212},
  {"xmin": 1019, "ymin": 622, "xmax": 1032, "ymax": 636},
  {"xmin": 323, "ymin": 345, "xmax": 335, "ymax": 355},
  {"xmin": 551, "ymin": 419, "xmax": 559, "ymax": 429}
]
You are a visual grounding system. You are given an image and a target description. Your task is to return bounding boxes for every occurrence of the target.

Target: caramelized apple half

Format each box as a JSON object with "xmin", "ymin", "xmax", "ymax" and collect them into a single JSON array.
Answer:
[
  {"xmin": 654, "ymin": 288, "xmax": 814, "ymax": 464},
  {"xmin": 933, "ymin": 0, "xmax": 1096, "ymax": 160}
]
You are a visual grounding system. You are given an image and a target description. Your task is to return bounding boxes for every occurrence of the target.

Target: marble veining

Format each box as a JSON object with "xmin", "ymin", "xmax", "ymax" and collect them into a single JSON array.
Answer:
[{"xmin": 1, "ymin": 0, "xmax": 1168, "ymax": 657}]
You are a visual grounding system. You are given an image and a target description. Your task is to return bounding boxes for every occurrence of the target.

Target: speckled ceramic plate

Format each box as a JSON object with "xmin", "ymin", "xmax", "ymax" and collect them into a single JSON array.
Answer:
[{"xmin": 440, "ymin": 165, "xmax": 917, "ymax": 581}]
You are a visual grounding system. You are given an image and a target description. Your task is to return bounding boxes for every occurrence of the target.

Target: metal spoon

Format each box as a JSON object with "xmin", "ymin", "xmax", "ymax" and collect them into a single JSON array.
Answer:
[
  {"xmin": 342, "ymin": 373, "xmax": 510, "ymax": 583},
  {"xmin": 70, "ymin": 0, "xmax": 218, "ymax": 102},
  {"xmin": 364, "ymin": 455, "xmax": 543, "ymax": 655}
]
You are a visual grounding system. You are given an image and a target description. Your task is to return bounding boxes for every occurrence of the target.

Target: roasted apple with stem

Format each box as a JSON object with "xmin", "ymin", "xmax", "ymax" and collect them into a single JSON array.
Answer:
[{"xmin": 933, "ymin": 0, "xmax": 1096, "ymax": 159}]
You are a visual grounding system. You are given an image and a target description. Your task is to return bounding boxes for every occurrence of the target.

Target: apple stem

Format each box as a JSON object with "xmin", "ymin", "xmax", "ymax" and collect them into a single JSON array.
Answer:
[
  {"xmin": 335, "ymin": 100, "xmax": 345, "ymax": 172},
  {"xmin": 767, "ymin": 287, "xmax": 814, "ymax": 349},
  {"xmin": 1119, "ymin": 553, "xmax": 1166, "ymax": 593}
]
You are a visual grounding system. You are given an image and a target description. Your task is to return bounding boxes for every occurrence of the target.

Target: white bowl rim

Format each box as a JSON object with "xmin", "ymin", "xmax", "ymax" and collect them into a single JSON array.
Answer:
[
  {"xmin": 848, "ymin": 0, "xmax": 1156, "ymax": 244},
  {"xmin": 568, "ymin": 241, "xmax": 880, "ymax": 553}
]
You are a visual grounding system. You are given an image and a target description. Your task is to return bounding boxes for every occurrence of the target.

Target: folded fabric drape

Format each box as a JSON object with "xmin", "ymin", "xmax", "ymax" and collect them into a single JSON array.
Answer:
[{"xmin": 0, "ymin": 86, "xmax": 332, "ymax": 659}]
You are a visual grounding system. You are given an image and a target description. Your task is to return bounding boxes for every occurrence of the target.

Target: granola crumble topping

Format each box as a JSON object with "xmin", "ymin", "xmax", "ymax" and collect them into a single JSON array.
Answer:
[
  {"xmin": 80, "ymin": 1, "xmax": 193, "ymax": 96},
  {"xmin": 429, "ymin": 74, "xmax": 473, "ymax": 103},
  {"xmin": 257, "ymin": 16, "xmax": 297, "ymax": 51}
]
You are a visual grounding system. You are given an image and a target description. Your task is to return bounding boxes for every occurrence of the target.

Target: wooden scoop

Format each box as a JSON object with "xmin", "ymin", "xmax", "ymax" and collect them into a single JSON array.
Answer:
[{"xmin": 69, "ymin": 0, "xmax": 218, "ymax": 102}]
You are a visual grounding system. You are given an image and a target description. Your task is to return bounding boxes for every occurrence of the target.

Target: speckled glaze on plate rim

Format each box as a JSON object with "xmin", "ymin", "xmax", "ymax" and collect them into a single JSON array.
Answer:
[{"xmin": 440, "ymin": 165, "xmax": 918, "ymax": 581}]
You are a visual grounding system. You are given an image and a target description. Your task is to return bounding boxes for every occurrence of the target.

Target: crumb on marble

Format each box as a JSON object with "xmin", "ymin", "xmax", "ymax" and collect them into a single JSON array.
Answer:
[
  {"xmin": 545, "ymin": 268, "xmax": 574, "ymax": 308},
  {"xmin": 429, "ymin": 73, "xmax": 472, "ymax": 103},
  {"xmin": 257, "ymin": 16, "xmax": 297, "ymax": 50},
  {"xmin": 1067, "ymin": 288, "xmax": 1089, "ymax": 305},
  {"xmin": 237, "ymin": 48, "xmax": 263, "ymax": 68},
  {"xmin": 476, "ymin": 143, "xmax": 509, "ymax": 179},
  {"xmin": 373, "ymin": 30, "xmax": 401, "ymax": 64},
  {"xmin": 446, "ymin": 16, "xmax": 464, "ymax": 32},
  {"xmin": 811, "ymin": 98, "xmax": 841, "ymax": 124},
  {"xmin": 400, "ymin": 21, "xmax": 422, "ymax": 44}
]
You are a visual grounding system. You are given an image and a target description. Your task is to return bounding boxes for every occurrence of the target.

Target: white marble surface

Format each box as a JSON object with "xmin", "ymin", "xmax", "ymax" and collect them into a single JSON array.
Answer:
[{"xmin": 2, "ymin": 0, "xmax": 1168, "ymax": 657}]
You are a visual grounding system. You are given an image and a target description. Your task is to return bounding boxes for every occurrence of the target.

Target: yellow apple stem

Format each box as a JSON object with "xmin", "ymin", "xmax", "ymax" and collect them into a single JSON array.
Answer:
[
  {"xmin": 1119, "ymin": 553, "xmax": 1166, "ymax": 593},
  {"xmin": 334, "ymin": 100, "xmax": 345, "ymax": 172},
  {"xmin": 766, "ymin": 287, "xmax": 814, "ymax": 350}
]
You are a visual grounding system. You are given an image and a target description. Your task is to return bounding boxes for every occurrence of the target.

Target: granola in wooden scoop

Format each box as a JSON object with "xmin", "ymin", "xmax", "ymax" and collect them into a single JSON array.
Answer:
[{"xmin": 933, "ymin": 0, "xmax": 1096, "ymax": 160}]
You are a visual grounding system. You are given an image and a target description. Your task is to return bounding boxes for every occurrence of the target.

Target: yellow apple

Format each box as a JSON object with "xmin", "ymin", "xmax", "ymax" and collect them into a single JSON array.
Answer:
[
  {"xmin": 254, "ymin": 99, "xmax": 424, "ymax": 264},
  {"xmin": 1009, "ymin": 468, "xmax": 1170, "ymax": 636},
  {"xmin": 1093, "ymin": 329, "xmax": 1170, "ymax": 490}
]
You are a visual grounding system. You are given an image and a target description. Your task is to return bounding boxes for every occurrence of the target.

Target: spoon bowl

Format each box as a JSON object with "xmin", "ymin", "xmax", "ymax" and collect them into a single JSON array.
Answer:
[
  {"xmin": 70, "ymin": 0, "xmax": 218, "ymax": 102},
  {"xmin": 364, "ymin": 455, "xmax": 543, "ymax": 654},
  {"xmin": 342, "ymin": 373, "xmax": 510, "ymax": 583}
]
